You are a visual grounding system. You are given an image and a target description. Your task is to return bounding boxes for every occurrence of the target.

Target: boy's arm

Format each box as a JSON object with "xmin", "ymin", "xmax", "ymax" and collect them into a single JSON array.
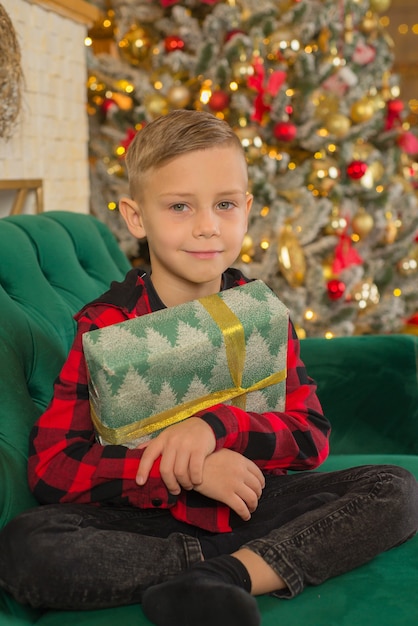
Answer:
[
  {"xmin": 28, "ymin": 309, "xmax": 176, "ymax": 510},
  {"xmin": 194, "ymin": 320, "xmax": 331, "ymax": 472}
]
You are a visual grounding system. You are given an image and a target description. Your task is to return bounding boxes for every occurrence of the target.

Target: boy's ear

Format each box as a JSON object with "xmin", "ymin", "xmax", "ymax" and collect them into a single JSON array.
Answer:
[
  {"xmin": 119, "ymin": 197, "xmax": 147, "ymax": 239},
  {"xmin": 245, "ymin": 193, "xmax": 253, "ymax": 225}
]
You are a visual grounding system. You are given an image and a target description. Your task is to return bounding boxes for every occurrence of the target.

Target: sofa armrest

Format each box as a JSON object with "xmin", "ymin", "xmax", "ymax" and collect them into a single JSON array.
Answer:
[{"xmin": 0, "ymin": 212, "xmax": 132, "ymax": 529}]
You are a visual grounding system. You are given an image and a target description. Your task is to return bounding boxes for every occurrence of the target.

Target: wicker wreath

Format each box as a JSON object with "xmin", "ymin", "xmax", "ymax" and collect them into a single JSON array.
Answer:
[{"xmin": 0, "ymin": 3, "xmax": 23, "ymax": 139}]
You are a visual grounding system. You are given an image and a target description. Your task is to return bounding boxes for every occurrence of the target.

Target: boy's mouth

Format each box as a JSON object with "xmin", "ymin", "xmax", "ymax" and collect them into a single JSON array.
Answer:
[{"xmin": 185, "ymin": 250, "xmax": 222, "ymax": 259}]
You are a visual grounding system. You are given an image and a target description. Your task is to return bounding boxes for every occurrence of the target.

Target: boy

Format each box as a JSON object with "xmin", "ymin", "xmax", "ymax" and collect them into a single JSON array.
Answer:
[{"xmin": 0, "ymin": 110, "xmax": 417, "ymax": 626}]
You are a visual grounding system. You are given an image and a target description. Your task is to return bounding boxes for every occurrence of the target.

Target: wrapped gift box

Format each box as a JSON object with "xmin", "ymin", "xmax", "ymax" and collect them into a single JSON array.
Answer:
[{"xmin": 82, "ymin": 280, "xmax": 289, "ymax": 448}]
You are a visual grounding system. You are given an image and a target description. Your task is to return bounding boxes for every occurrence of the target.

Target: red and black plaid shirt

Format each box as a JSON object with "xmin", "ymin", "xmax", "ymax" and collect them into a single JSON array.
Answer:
[{"xmin": 28, "ymin": 268, "xmax": 330, "ymax": 532}]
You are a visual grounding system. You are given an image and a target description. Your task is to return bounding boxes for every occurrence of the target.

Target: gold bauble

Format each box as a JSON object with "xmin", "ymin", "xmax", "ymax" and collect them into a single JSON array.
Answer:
[
  {"xmin": 351, "ymin": 208, "xmax": 374, "ymax": 238},
  {"xmin": 118, "ymin": 24, "xmax": 156, "ymax": 66},
  {"xmin": 360, "ymin": 160, "xmax": 384, "ymax": 189},
  {"xmin": 167, "ymin": 84, "xmax": 192, "ymax": 109},
  {"xmin": 350, "ymin": 98, "xmax": 375, "ymax": 124},
  {"xmin": 144, "ymin": 93, "xmax": 169, "ymax": 118},
  {"xmin": 325, "ymin": 113, "xmax": 351, "ymax": 138},
  {"xmin": 370, "ymin": 0, "xmax": 391, "ymax": 13},
  {"xmin": 360, "ymin": 12, "xmax": 379, "ymax": 34},
  {"xmin": 277, "ymin": 223, "xmax": 306, "ymax": 287},
  {"xmin": 307, "ymin": 157, "xmax": 340, "ymax": 195}
]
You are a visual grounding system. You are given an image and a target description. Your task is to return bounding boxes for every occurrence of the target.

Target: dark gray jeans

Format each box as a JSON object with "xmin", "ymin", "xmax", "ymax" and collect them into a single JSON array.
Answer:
[{"xmin": 0, "ymin": 465, "xmax": 417, "ymax": 610}]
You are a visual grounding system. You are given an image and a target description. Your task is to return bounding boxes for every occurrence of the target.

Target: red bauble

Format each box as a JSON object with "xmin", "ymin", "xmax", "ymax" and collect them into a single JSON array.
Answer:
[
  {"xmin": 208, "ymin": 90, "xmax": 230, "ymax": 112},
  {"xmin": 407, "ymin": 313, "xmax": 418, "ymax": 325},
  {"xmin": 327, "ymin": 279, "xmax": 346, "ymax": 300},
  {"xmin": 164, "ymin": 35, "xmax": 185, "ymax": 53},
  {"xmin": 398, "ymin": 131, "xmax": 418, "ymax": 155},
  {"xmin": 346, "ymin": 160, "xmax": 368, "ymax": 180},
  {"xmin": 273, "ymin": 121, "xmax": 297, "ymax": 142},
  {"xmin": 387, "ymin": 99, "xmax": 404, "ymax": 115}
]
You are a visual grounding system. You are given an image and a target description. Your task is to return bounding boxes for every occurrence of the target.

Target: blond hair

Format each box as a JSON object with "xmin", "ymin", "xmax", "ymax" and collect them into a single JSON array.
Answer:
[{"xmin": 125, "ymin": 109, "xmax": 246, "ymax": 199}]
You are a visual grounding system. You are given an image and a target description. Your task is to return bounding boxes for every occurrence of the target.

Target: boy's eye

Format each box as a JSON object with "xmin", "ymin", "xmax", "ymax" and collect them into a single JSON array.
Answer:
[
  {"xmin": 171, "ymin": 203, "xmax": 187, "ymax": 212},
  {"xmin": 217, "ymin": 201, "xmax": 234, "ymax": 210}
]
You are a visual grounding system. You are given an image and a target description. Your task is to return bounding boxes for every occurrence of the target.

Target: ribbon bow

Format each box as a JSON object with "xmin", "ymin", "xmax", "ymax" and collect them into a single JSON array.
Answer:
[
  {"xmin": 247, "ymin": 58, "xmax": 287, "ymax": 123},
  {"xmin": 332, "ymin": 233, "xmax": 363, "ymax": 275}
]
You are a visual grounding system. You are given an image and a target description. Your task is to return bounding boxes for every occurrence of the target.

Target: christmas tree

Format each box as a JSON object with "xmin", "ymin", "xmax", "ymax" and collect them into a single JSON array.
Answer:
[{"xmin": 85, "ymin": 0, "xmax": 418, "ymax": 338}]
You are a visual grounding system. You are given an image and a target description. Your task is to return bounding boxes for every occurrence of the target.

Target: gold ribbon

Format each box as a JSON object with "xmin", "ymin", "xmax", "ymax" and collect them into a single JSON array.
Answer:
[
  {"xmin": 91, "ymin": 370, "xmax": 286, "ymax": 445},
  {"xmin": 91, "ymin": 292, "xmax": 286, "ymax": 445},
  {"xmin": 198, "ymin": 292, "xmax": 247, "ymax": 410}
]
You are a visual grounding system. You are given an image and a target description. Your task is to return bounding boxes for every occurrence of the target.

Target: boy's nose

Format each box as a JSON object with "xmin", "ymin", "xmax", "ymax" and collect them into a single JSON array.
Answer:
[{"xmin": 193, "ymin": 209, "xmax": 220, "ymax": 238}]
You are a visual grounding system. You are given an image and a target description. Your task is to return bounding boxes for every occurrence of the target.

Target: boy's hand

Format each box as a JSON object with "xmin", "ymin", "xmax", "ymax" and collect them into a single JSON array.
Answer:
[
  {"xmin": 194, "ymin": 449, "xmax": 265, "ymax": 521},
  {"xmin": 136, "ymin": 417, "xmax": 216, "ymax": 494}
]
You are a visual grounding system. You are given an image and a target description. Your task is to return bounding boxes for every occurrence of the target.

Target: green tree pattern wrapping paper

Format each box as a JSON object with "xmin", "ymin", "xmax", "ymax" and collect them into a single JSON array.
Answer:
[{"xmin": 83, "ymin": 280, "xmax": 289, "ymax": 448}]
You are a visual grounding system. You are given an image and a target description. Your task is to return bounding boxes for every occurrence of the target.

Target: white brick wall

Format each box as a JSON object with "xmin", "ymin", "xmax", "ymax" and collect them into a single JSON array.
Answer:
[{"xmin": 0, "ymin": 0, "xmax": 90, "ymax": 216}]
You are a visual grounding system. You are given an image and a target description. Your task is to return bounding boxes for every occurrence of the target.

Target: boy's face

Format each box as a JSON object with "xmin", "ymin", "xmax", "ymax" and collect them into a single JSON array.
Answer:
[{"xmin": 120, "ymin": 145, "xmax": 253, "ymax": 306}]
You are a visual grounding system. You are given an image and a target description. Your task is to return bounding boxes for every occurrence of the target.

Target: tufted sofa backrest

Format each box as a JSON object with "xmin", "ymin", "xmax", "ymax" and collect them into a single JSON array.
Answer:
[{"xmin": 0, "ymin": 212, "xmax": 131, "ymax": 524}]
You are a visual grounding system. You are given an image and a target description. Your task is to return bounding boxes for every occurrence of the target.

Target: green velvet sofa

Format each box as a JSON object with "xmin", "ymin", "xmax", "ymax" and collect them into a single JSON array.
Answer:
[{"xmin": 1, "ymin": 211, "xmax": 417, "ymax": 626}]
